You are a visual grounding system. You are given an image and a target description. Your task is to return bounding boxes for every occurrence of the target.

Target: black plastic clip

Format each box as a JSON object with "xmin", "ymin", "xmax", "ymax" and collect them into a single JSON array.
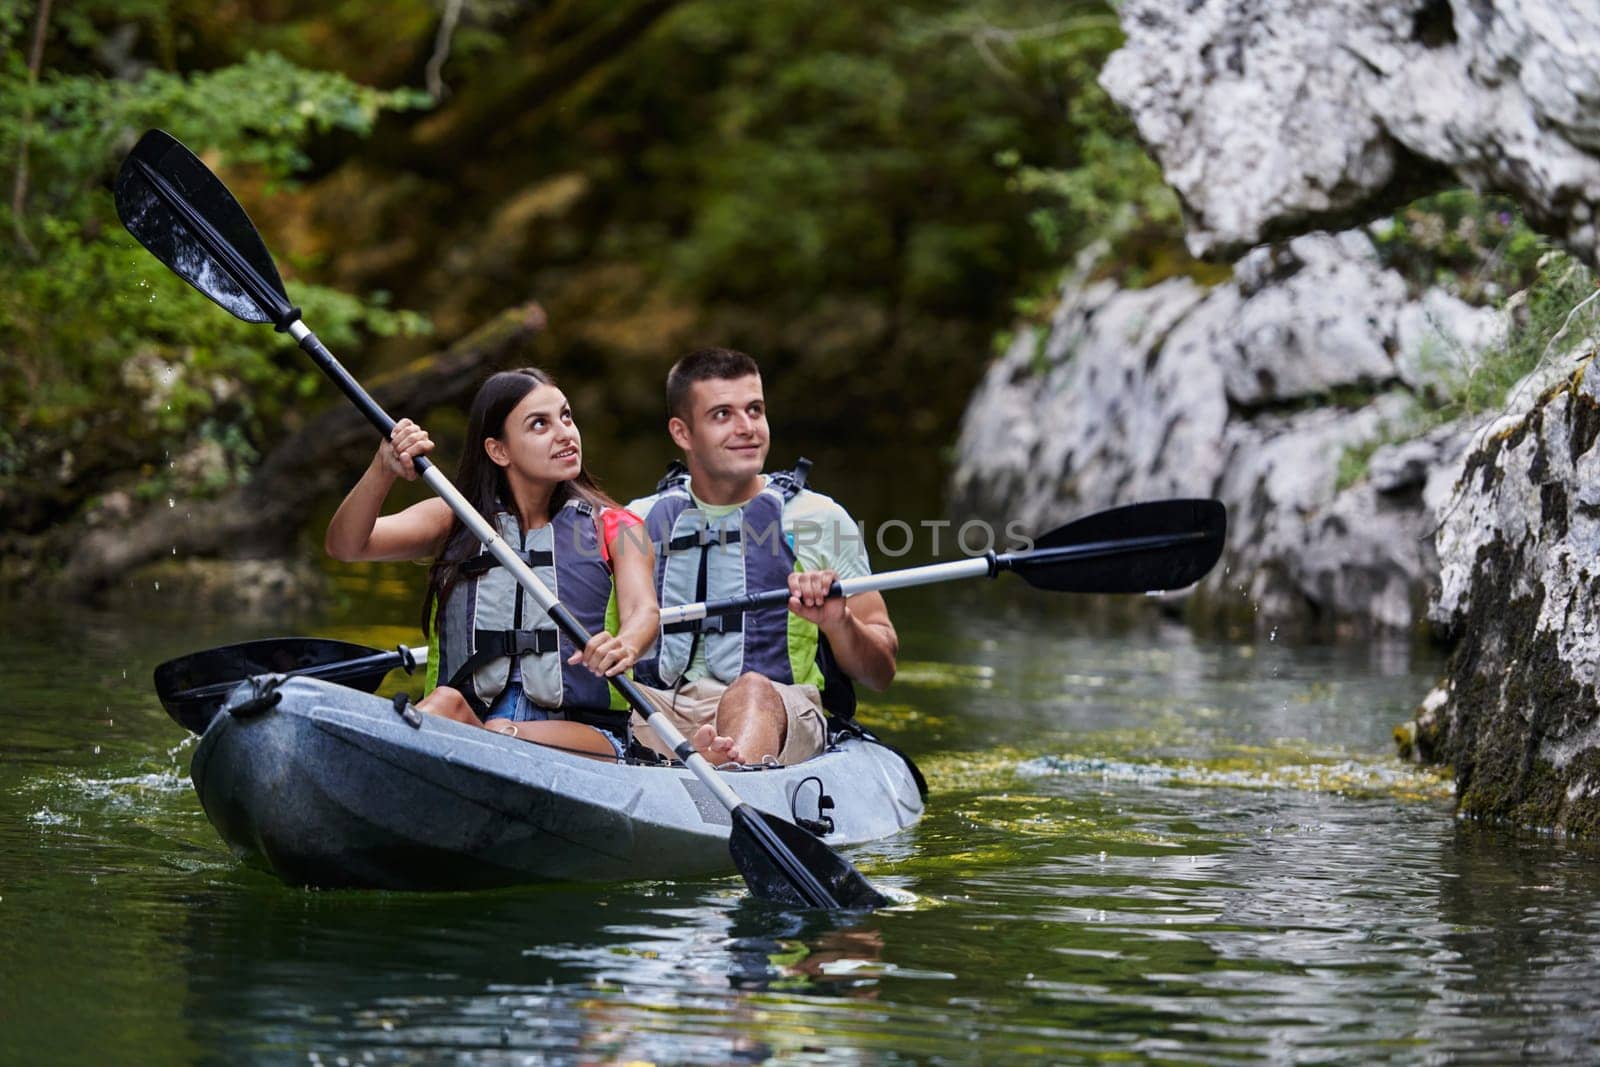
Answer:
[
  {"xmin": 393, "ymin": 691, "xmax": 423, "ymax": 729},
  {"xmin": 791, "ymin": 775, "xmax": 836, "ymax": 836},
  {"xmin": 231, "ymin": 676, "xmax": 283, "ymax": 719}
]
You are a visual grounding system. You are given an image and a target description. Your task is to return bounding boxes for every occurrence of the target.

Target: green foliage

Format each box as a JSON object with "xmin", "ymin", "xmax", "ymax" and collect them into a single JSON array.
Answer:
[
  {"xmin": 478, "ymin": 0, "xmax": 1190, "ymax": 443},
  {"xmin": 987, "ymin": 13, "xmax": 1182, "ymax": 262},
  {"xmin": 658, "ymin": 2, "xmax": 1184, "ymax": 306},
  {"xmin": 1335, "ymin": 248, "xmax": 1599, "ymax": 492},
  {"xmin": 1, "ymin": 0, "xmax": 1200, "ymax": 545},
  {"xmin": 632, "ymin": 2, "xmax": 1074, "ymax": 314},
  {"xmin": 1431, "ymin": 252, "xmax": 1598, "ymax": 418},
  {"xmin": 1334, "ymin": 441, "xmax": 1376, "ymax": 494},
  {"xmin": 0, "ymin": 3, "xmax": 429, "ymax": 529},
  {"xmin": 967, "ymin": 7, "xmax": 1211, "ymax": 341},
  {"xmin": 1369, "ymin": 189, "xmax": 1548, "ymax": 304}
]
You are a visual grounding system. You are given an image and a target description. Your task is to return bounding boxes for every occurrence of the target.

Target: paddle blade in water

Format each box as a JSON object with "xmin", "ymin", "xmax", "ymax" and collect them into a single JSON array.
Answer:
[
  {"xmin": 115, "ymin": 129, "xmax": 295, "ymax": 326},
  {"xmin": 729, "ymin": 805, "xmax": 889, "ymax": 909},
  {"xmin": 1011, "ymin": 498, "xmax": 1228, "ymax": 594},
  {"xmin": 154, "ymin": 637, "xmax": 391, "ymax": 734}
]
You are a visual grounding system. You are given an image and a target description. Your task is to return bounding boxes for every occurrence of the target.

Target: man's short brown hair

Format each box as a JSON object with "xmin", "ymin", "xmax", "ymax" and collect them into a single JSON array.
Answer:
[{"xmin": 666, "ymin": 347, "xmax": 760, "ymax": 422}]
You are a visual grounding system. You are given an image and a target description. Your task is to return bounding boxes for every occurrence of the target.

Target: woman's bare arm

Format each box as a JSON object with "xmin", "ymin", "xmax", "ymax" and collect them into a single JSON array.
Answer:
[{"xmin": 325, "ymin": 419, "xmax": 453, "ymax": 562}]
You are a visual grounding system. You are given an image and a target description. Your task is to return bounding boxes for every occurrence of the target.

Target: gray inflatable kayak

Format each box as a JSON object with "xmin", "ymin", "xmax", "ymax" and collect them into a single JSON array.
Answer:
[{"xmin": 191, "ymin": 675, "xmax": 925, "ymax": 890}]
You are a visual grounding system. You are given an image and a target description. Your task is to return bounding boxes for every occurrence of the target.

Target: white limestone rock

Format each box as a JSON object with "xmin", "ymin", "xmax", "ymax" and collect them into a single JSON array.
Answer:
[
  {"xmin": 1102, "ymin": 0, "xmax": 1600, "ymax": 268},
  {"xmin": 950, "ymin": 228, "xmax": 1511, "ymax": 632}
]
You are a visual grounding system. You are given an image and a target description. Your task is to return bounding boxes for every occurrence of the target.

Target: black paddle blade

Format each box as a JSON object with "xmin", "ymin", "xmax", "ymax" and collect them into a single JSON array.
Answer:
[
  {"xmin": 154, "ymin": 637, "xmax": 391, "ymax": 734},
  {"xmin": 115, "ymin": 129, "xmax": 296, "ymax": 327},
  {"xmin": 729, "ymin": 805, "xmax": 889, "ymax": 909},
  {"xmin": 1009, "ymin": 498, "xmax": 1227, "ymax": 594}
]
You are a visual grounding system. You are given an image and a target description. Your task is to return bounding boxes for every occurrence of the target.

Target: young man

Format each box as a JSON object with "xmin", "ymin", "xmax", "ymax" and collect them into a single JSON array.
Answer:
[{"xmin": 625, "ymin": 347, "xmax": 898, "ymax": 765}]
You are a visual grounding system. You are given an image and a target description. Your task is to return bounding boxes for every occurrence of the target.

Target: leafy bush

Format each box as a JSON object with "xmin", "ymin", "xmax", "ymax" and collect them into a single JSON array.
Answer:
[
  {"xmin": 1335, "ymin": 245, "xmax": 1599, "ymax": 492},
  {"xmin": 1369, "ymin": 189, "xmax": 1548, "ymax": 304},
  {"xmin": 0, "ymin": 4, "xmax": 430, "ymax": 530}
]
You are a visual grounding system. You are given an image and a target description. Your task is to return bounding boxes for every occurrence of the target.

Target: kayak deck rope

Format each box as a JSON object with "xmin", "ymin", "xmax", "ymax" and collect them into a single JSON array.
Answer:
[{"xmin": 230, "ymin": 676, "xmax": 284, "ymax": 719}]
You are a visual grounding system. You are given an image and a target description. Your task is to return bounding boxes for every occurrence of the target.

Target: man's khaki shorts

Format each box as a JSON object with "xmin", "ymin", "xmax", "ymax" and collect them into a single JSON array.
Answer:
[{"xmin": 629, "ymin": 677, "xmax": 827, "ymax": 765}]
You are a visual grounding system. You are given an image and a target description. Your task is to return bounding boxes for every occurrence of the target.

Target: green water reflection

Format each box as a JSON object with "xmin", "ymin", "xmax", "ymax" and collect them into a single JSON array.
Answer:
[{"xmin": 5, "ymin": 577, "xmax": 1600, "ymax": 1065}]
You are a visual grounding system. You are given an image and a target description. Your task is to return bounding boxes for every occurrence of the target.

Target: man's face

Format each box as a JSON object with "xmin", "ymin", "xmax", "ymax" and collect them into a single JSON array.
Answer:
[{"xmin": 670, "ymin": 374, "xmax": 770, "ymax": 485}]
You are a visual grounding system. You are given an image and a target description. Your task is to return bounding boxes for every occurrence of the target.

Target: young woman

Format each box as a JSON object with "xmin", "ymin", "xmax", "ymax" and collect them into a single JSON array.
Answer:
[{"xmin": 325, "ymin": 368, "xmax": 658, "ymax": 761}]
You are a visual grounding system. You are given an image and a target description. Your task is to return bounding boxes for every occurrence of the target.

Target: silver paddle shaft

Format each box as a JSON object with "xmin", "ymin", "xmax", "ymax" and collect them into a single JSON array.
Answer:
[{"xmin": 660, "ymin": 555, "xmax": 995, "ymax": 626}]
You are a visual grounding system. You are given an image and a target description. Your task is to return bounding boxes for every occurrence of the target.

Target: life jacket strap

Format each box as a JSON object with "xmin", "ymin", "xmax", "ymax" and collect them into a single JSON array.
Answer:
[
  {"xmin": 458, "ymin": 548, "xmax": 555, "ymax": 578},
  {"xmin": 665, "ymin": 527, "xmax": 742, "ymax": 552},
  {"xmin": 654, "ymin": 459, "xmax": 691, "ymax": 493},
  {"xmin": 662, "ymin": 614, "xmax": 744, "ymax": 637},
  {"xmin": 444, "ymin": 628, "xmax": 559, "ymax": 693},
  {"xmin": 764, "ymin": 456, "xmax": 811, "ymax": 501},
  {"xmin": 652, "ymin": 456, "xmax": 811, "ymax": 501}
]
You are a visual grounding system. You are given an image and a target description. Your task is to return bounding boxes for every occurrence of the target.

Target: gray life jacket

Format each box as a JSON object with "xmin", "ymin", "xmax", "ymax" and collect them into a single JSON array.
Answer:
[
  {"xmin": 432, "ymin": 499, "xmax": 614, "ymax": 717},
  {"xmin": 632, "ymin": 461, "xmax": 861, "ymax": 721}
]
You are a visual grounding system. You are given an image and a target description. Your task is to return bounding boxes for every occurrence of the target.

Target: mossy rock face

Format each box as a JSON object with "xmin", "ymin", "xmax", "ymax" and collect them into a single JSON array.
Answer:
[{"xmin": 1402, "ymin": 361, "xmax": 1600, "ymax": 833}]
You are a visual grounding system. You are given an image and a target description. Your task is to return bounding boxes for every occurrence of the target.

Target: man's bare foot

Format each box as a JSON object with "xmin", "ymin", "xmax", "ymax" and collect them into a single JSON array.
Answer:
[{"xmin": 692, "ymin": 723, "xmax": 742, "ymax": 765}]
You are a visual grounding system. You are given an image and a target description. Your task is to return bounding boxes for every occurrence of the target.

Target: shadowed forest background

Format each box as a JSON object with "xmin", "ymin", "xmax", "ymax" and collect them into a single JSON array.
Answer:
[{"xmin": 1, "ymin": 0, "xmax": 1204, "ymax": 596}]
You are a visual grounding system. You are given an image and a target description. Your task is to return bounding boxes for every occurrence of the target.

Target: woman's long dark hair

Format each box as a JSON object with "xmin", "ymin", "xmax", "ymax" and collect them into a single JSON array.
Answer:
[{"xmin": 420, "ymin": 367, "xmax": 620, "ymax": 635}]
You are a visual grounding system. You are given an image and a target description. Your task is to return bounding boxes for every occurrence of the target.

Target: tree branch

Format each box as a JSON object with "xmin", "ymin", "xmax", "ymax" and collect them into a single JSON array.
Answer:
[
  {"xmin": 55, "ymin": 301, "xmax": 547, "ymax": 596},
  {"xmin": 10, "ymin": 0, "xmax": 53, "ymax": 262},
  {"xmin": 424, "ymin": 0, "xmax": 466, "ymax": 100}
]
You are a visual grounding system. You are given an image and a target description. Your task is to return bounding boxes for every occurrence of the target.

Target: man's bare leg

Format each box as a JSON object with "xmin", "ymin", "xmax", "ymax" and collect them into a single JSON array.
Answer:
[
  {"xmin": 715, "ymin": 672, "xmax": 787, "ymax": 764},
  {"xmin": 628, "ymin": 686, "xmax": 743, "ymax": 764}
]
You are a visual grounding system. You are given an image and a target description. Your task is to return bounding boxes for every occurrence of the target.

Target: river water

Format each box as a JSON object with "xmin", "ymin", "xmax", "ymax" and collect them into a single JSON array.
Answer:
[{"xmin": 5, "ymin": 573, "xmax": 1600, "ymax": 1065}]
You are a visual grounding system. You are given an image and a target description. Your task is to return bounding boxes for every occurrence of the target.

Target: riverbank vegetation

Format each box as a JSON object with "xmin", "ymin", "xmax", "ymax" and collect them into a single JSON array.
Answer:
[
  {"xmin": 1, "ymin": 0, "xmax": 1195, "ymax": 589},
  {"xmin": 1335, "ymin": 198, "xmax": 1598, "ymax": 492}
]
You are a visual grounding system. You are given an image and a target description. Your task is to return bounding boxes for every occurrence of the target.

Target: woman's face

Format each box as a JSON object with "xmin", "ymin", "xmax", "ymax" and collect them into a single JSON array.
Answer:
[{"xmin": 485, "ymin": 383, "xmax": 582, "ymax": 485}]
